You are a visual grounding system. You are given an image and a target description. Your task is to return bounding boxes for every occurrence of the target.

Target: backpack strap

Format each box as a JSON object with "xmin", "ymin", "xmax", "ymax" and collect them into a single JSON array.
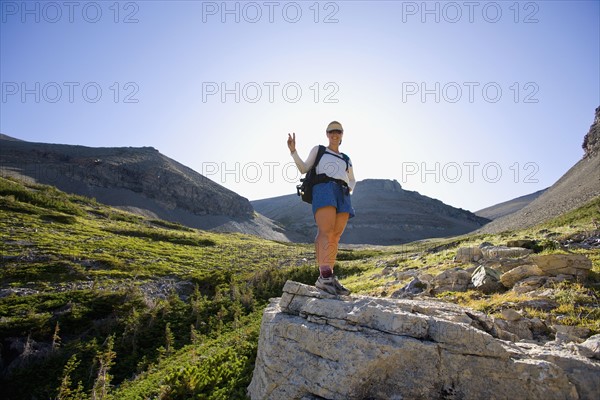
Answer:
[
  {"xmin": 321, "ymin": 149, "xmax": 350, "ymax": 172},
  {"xmin": 341, "ymin": 153, "xmax": 350, "ymax": 172},
  {"xmin": 313, "ymin": 145, "xmax": 327, "ymax": 169}
]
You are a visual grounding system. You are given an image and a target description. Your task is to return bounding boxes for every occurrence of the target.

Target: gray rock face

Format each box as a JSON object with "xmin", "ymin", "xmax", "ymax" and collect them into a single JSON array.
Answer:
[
  {"xmin": 248, "ymin": 281, "xmax": 600, "ymax": 400},
  {"xmin": 582, "ymin": 106, "xmax": 600, "ymax": 158}
]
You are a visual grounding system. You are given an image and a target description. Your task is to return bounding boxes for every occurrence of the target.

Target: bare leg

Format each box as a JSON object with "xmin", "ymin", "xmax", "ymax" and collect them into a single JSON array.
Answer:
[
  {"xmin": 315, "ymin": 206, "xmax": 337, "ymax": 272},
  {"xmin": 315, "ymin": 208, "xmax": 350, "ymax": 272},
  {"xmin": 330, "ymin": 212, "xmax": 350, "ymax": 264},
  {"xmin": 314, "ymin": 207, "xmax": 352, "ymax": 295}
]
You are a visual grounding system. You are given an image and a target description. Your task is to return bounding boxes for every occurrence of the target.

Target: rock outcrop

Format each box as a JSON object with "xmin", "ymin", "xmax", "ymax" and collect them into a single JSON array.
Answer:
[
  {"xmin": 248, "ymin": 281, "xmax": 600, "ymax": 400},
  {"xmin": 451, "ymin": 243, "xmax": 593, "ymax": 292},
  {"xmin": 379, "ymin": 241, "xmax": 594, "ymax": 300},
  {"xmin": 582, "ymin": 106, "xmax": 600, "ymax": 158}
]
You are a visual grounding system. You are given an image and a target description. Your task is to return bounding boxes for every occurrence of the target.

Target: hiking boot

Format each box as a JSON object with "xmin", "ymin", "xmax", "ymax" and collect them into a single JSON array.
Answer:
[
  {"xmin": 315, "ymin": 275, "xmax": 351, "ymax": 296},
  {"xmin": 315, "ymin": 276, "xmax": 338, "ymax": 295},
  {"xmin": 332, "ymin": 275, "xmax": 351, "ymax": 296}
]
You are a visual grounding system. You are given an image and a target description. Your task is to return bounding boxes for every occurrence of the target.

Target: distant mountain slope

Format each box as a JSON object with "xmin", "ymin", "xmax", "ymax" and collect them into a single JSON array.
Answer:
[
  {"xmin": 252, "ymin": 179, "xmax": 490, "ymax": 245},
  {"xmin": 0, "ymin": 133, "xmax": 23, "ymax": 141},
  {"xmin": 475, "ymin": 188, "xmax": 547, "ymax": 220},
  {"xmin": 478, "ymin": 106, "xmax": 600, "ymax": 233},
  {"xmin": 0, "ymin": 136, "xmax": 289, "ymax": 241}
]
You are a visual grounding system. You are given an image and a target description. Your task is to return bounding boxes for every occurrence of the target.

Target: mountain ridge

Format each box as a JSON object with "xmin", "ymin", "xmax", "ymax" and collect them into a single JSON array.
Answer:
[
  {"xmin": 475, "ymin": 188, "xmax": 547, "ymax": 220},
  {"xmin": 253, "ymin": 178, "xmax": 490, "ymax": 245},
  {"xmin": 0, "ymin": 136, "xmax": 293, "ymax": 241}
]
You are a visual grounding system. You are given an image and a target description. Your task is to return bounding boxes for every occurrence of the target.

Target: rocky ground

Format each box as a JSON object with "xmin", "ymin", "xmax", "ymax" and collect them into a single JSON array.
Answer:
[{"xmin": 249, "ymin": 281, "xmax": 600, "ymax": 400}]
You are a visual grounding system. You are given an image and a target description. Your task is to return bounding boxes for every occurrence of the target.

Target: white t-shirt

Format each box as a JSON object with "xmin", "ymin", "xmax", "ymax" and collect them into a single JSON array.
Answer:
[{"xmin": 291, "ymin": 145, "xmax": 356, "ymax": 192}]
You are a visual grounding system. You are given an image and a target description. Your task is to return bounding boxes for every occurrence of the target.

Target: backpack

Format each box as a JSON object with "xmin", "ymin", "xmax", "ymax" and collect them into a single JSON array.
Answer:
[{"xmin": 296, "ymin": 145, "xmax": 349, "ymax": 204}]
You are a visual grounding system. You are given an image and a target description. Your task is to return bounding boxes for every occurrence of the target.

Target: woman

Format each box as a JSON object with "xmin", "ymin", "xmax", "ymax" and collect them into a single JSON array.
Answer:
[{"xmin": 287, "ymin": 121, "xmax": 356, "ymax": 295}]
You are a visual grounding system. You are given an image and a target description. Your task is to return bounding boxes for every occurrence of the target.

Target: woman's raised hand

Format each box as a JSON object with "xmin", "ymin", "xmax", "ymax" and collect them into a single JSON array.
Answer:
[{"xmin": 287, "ymin": 132, "xmax": 296, "ymax": 152}]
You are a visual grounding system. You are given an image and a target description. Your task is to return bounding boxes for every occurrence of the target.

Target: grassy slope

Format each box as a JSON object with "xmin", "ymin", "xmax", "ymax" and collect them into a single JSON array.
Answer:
[
  {"xmin": 1, "ymin": 176, "xmax": 598, "ymax": 399},
  {"xmin": 0, "ymin": 177, "xmax": 328, "ymax": 399}
]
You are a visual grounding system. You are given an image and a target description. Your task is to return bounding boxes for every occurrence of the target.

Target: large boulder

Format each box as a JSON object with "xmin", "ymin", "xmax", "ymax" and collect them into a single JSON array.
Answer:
[
  {"xmin": 481, "ymin": 245, "xmax": 534, "ymax": 259},
  {"xmin": 480, "ymin": 256, "xmax": 533, "ymax": 273},
  {"xmin": 248, "ymin": 281, "xmax": 600, "ymax": 400},
  {"xmin": 500, "ymin": 264, "xmax": 544, "ymax": 287},
  {"xmin": 454, "ymin": 246, "xmax": 483, "ymax": 263},
  {"xmin": 530, "ymin": 254, "xmax": 593, "ymax": 278},
  {"xmin": 471, "ymin": 265, "xmax": 503, "ymax": 293},
  {"xmin": 431, "ymin": 268, "xmax": 471, "ymax": 294}
]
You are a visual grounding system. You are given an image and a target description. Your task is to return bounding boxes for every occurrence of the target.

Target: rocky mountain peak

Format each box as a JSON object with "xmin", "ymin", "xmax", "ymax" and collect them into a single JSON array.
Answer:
[
  {"xmin": 582, "ymin": 105, "xmax": 600, "ymax": 158},
  {"xmin": 354, "ymin": 178, "xmax": 402, "ymax": 193}
]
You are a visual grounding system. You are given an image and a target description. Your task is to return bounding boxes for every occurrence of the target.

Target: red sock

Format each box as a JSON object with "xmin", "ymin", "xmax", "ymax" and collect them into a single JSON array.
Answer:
[{"xmin": 319, "ymin": 265, "xmax": 333, "ymax": 278}]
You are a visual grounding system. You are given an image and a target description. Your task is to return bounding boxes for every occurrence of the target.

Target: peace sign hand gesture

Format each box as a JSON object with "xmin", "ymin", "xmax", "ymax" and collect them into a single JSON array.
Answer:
[{"xmin": 287, "ymin": 132, "xmax": 296, "ymax": 153}]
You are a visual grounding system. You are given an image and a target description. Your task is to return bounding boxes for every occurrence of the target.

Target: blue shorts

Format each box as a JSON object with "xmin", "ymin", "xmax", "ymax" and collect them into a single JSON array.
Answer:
[{"xmin": 312, "ymin": 182, "xmax": 355, "ymax": 218}]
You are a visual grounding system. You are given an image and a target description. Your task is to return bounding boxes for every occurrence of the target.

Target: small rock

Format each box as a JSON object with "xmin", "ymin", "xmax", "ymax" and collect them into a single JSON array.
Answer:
[
  {"xmin": 517, "ymin": 299, "xmax": 558, "ymax": 311},
  {"xmin": 394, "ymin": 269, "xmax": 418, "ymax": 281},
  {"xmin": 501, "ymin": 309, "xmax": 522, "ymax": 321},
  {"xmin": 513, "ymin": 276, "xmax": 547, "ymax": 294},
  {"xmin": 381, "ymin": 266, "xmax": 397, "ymax": 276},
  {"xmin": 390, "ymin": 277, "xmax": 429, "ymax": 298}
]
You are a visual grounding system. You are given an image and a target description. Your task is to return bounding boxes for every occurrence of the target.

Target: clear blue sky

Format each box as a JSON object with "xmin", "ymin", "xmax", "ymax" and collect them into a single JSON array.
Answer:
[{"xmin": 1, "ymin": 1, "xmax": 599, "ymax": 212}]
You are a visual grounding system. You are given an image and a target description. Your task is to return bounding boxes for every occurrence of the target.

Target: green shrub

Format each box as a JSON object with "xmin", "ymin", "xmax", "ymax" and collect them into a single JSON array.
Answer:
[
  {"xmin": 41, "ymin": 214, "xmax": 78, "ymax": 224},
  {"xmin": 105, "ymin": 228, "xmax": 216, "ymax": 247},
  {"xmin": 0, "ymin": 178, "xmax": 84, "ymax": 216},
  {"xmin": 149, "ymin": 219, "xmax": 194, "ymax": 232}
]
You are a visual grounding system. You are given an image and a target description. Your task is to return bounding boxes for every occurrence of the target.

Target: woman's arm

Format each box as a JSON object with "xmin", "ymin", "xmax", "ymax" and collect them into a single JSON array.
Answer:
[
  {"xmin": 347, "ymin": 165, "xmax": 356, "ymax": 192},
  {"xmin": 291, "ymin": 145, "xmax": 319, "ymax": 174}
]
